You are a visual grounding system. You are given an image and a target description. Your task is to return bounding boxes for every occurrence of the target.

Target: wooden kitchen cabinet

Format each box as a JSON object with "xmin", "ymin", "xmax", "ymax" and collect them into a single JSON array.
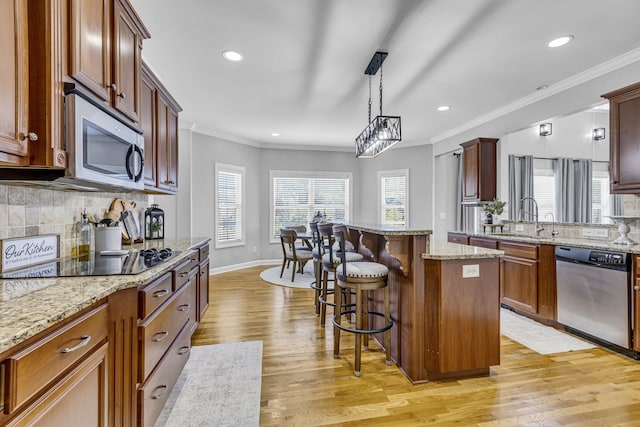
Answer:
[
  {"xmin": 499, "ymin": 241, "xmax": 556, "ymax": 322},
  {"xmin": 0, "ymin": 303, "xmax": 109, "ymax": 426},
  {"xmin": 447, "ymin": 232, "xmax": 469, "ymax": 245},
  {"xmin": 633, "ymin": 256, "xmax": 640, "ymax": 351},
  {"xmin": 68, "ymin": 0, "xmax": 149, "ymax": 123},
  {"xmin": 197, "ymin": 242, "xmax": 210, "ymax": 322},
  {"xmin": 460, "ymin": 137, "xmax": 498, "ymax": 203},
  {"xmin": 469, "ymin": 236, "xmax": 498, "ymax": 249},
  {"xmin": 602, "ymin": 82, "xmax": 640, "ymax": 193},
  {"xmin": 141, "ymin": 61, "xmax": 182, "ymax": 194},
  {"xmin": 0, "ymin": 0, "xmax": 29, "ymax": 165}
]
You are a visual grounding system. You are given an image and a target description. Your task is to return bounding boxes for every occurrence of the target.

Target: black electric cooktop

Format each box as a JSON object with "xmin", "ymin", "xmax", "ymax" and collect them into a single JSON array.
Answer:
[{"xmin": 0, "ymin": 248, "xmax": 181, "ymax": 279}]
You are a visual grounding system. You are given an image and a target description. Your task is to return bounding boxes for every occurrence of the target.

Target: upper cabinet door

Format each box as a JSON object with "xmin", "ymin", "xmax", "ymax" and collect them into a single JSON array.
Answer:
[
  {"xmin": 460, "ymin": 138, "xmax": 498, "ymax": 203},
  {"xmin": 112, "ymin": 0, "xmax": 141, "ymax": 122},
  {"xmin": 0, "ymin": 0, "xmax": 29, "ymax": 164},
  {"xmin": 69, "ymin": 0, "xmax": 111, "ymax": 103},
  {"xmin": 603, "ymin": 82, "xmax": 640, "ymax": 193}
]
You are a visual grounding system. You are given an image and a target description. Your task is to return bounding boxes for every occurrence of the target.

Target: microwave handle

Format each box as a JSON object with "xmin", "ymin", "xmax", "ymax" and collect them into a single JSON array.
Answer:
[{"xmin": 125, "ymin": 145, "xmax": 144, "ymax": 182}]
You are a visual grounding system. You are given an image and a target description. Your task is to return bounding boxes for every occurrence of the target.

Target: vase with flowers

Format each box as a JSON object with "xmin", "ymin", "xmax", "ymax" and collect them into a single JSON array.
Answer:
[{"xmin": 482, "ymin": 198, "xmax": 507, "ymax": 224}]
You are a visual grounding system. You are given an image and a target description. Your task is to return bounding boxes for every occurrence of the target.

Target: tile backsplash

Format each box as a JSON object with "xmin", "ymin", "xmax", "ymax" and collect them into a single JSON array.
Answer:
[{"xmin": 0, "ymin": 184, "xmax": 148, "ymax": 258}]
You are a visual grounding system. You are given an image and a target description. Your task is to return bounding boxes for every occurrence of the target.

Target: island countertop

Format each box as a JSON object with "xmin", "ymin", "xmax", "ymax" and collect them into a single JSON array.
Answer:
[
  {"xmin": 423, "ymin": 240, "xmax": 504, "ymax": 260},
  {"xmin": 338, "ymin": 222, "xmax": 433, "ymax": 236},
  {"xmin": 0, "ymin": 238, "xmax": 210, "ymax": 356}
]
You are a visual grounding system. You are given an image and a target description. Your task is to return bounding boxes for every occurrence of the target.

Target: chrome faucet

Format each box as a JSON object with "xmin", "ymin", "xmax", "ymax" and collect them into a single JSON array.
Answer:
[
  {"xmin": 520, "ymin": 197, "xmax": 544, "ymax": 237},
  {"xmin": 545, "ymin": 212, "xmax": 559, "ymax": 239}
]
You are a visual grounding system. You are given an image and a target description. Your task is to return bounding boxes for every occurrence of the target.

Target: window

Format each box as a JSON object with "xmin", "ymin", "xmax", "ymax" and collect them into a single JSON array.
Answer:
[
  {"xmin": 271, "ymin": 171, "xmax": 351, "ymax": 240},
  {"xmin": 215, "ymin": 163, "xmax": 244, "ymax": 248},
  {"xmin": 378, "ymin": 169, "xmax": 408, "ymax": 226},
  {"xmin": 533, "ymin": 159, "xmax": 555, "ymax": 221},
  {"xmin": 592, "ymin": 163, "xmax": 611, "ymax": 224}
]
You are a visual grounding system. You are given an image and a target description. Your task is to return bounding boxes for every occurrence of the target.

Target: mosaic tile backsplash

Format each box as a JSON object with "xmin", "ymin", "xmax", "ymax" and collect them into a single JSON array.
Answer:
[{"xmin": 0, "ymin": 184, "xmax": 148, "ymax": 258}]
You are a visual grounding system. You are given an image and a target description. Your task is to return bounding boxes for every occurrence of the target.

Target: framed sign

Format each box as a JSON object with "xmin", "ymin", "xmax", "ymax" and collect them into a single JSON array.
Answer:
[{"xmin": 1, "ymin": 234, "xmax": 60, "ymax": 272}]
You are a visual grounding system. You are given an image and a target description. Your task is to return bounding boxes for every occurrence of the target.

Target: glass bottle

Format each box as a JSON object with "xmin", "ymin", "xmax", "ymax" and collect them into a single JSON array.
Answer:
[{"xmin": 77, "ymin": 212, "xmax": 93, "ymax": 261}]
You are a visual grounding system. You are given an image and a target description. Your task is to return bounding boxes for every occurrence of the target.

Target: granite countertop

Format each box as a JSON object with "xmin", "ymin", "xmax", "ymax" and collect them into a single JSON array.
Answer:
[
  {"xmin": 341, "ymin": 222, "xmax": 433, "ymax": 236},
  {"xmin": 453, "ymin": 231, "xmax": 640, "ymax": 254},
  {"xmin": 422, "ymin": 241, "xmax": 503, "ymax": 260},
  {"xmin": 0, "ymin": 237, "xmax": 210, "ymax": 356}
]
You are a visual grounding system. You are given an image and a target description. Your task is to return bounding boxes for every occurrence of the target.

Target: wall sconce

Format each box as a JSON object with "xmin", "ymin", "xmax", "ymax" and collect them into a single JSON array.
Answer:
[
  {"xmin": 593, "ymin": 127, "xmax": 606, "ymax": 140},
  {"xmin": 539, "ymin": 123, "xmax": 552, "ymax": 136}
]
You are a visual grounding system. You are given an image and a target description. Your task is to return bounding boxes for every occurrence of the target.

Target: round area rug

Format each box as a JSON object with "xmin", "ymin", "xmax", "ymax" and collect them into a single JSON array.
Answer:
[{"xmin": 260, "ymin": 264, "xmax": 320, "ymax": 289}]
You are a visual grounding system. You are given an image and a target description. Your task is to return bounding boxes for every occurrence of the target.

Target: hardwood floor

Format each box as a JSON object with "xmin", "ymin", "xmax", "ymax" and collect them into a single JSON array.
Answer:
[{"xmin": 192, "ymin": 266, "xmax": 640, "ymax": 426}]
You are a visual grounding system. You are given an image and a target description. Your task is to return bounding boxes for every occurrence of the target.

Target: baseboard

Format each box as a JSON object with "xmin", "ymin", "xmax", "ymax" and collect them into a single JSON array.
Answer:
[{"xmin": 210, "ymin": 259, "xmax": 280, "ymax": 275}]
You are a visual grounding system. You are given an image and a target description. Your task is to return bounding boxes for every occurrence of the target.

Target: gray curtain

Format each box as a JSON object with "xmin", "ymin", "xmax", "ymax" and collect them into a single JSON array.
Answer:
[
  {"xmin": 611, "ymin": 194, "xmax": 624, "ymax": 216},
  {"xmin": 554, "ymin": 158, "xmax": 592, "ymax": 223},
  {"xmin": 554, "ymin": 158, "xmax": 574, "ymax": 222},
  {"xmin": 574, "ymin": 159, "xmax": 592, "ymax": 223},
  {"xmin": 455, "ymin": 152, "xmax": 464, "ymax": 230},
  {"xmin": 508, "ymin": 155, "xmax": 534, "ymax": 220}
]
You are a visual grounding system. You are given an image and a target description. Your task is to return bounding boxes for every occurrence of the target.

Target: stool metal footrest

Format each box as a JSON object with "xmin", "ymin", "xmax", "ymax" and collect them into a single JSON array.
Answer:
[{"xmin": 333, "ymin": 310, "xmax": 393, "ymax": 335}]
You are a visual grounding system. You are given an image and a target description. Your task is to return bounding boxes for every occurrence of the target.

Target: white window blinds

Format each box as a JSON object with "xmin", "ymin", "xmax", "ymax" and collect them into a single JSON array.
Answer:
[
  {"xmin": 215, "ymin": 163, "xmax": 244, "ymax": 247},
  {"xmin": 533, "ymin": 159, "xmax": 555, "ymax": 220},
  {"xmin": 592, "ymin": 162, "xmax": 611, "ymax": 224},
  {"xmin": 271, "ymin": 172, "xmax": 351, "ymax": 240},
  {"xmin": 379, "ymin": 170, "xmax": 408, "ymax": 226}
]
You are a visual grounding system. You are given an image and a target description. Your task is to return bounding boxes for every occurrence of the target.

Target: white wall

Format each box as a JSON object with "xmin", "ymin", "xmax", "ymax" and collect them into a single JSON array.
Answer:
[
  {"xmin": 433, "ymin": 151, "xmax": 459, "ymax": 241},
  {"xmin": 357, "ymin": 144, "xmax": 433, "ymax": 228}
]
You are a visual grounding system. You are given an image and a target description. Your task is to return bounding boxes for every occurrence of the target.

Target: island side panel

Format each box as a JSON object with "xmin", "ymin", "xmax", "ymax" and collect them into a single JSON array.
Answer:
[{"xmin": 424, "ymin": 258, "xmax": 500, "ymax": 380}]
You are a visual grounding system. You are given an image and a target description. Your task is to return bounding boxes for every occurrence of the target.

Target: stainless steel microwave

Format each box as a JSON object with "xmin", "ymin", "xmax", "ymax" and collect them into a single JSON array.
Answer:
[{"xmin": 65, "ymin": 93, "xmax": 144, "ymax": 191}]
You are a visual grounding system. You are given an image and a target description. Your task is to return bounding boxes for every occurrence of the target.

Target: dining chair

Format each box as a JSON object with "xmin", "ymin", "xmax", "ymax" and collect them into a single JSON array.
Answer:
[{"xmin": 279, "ymin": 229, "xmax": 313, "ymax": 282}]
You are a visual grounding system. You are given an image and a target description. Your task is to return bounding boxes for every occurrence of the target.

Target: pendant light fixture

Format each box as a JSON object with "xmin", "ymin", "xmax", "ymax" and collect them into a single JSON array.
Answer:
[{"xmin": 355, "ymin": 51, "xmax": 401, "ymax": 158}]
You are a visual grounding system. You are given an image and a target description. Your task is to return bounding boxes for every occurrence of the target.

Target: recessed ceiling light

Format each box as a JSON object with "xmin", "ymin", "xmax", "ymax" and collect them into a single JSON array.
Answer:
[
  {"xmin": 271, "ymin": 132, "xmax": 280, "ymax": 137},
  {"xmin": 437, "ymin": 105, "xmax": 450, "ymax": 111},
  {"xmin": 536, "ymin": 85, "xmax": 549, "ymax": 91},
  {"xmin": 548, "ymin": 35, "xmax": 574, "ymax": 48},
  {"xmin": 222, "ymin": 50, "xmax": 243, "ymax": 61}
]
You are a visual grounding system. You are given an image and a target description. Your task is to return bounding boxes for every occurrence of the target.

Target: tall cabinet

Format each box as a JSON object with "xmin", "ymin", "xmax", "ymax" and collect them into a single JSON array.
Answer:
[
  {"xmin": 602, "ymin": 82, "xmax": 640, "ymax": 193},
  {"xmin": 460, "ymin": 137, "xmax": 498, "ymax": 203}
]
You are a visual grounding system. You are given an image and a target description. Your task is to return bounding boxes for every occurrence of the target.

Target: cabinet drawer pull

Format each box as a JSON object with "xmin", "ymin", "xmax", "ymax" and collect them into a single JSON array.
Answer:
[
  {"xmin": 190, "ymin": 257, "xmax": 197, "ymax": 262},
  {"xmin": 179, "ymin": 272, "xmax": 189, "ymax": 278},
  {"xmin": 118, "ymin": 92, "xmax": 126, "ymax": 99},
  {"xmin": 61, "ymin": 335, "xmax": 91, "ymax": 353},
  {"xmin": 109, "ymin": 83, "xmax": 117, "ymax": 91},
  {"xmin": 152, "ymin": 331, "xmax": 169, "ymax": 342},
  {"xmin": 153, "ymin": 289, "xmax": 169, "ymax": 298},
  {"xmin": 151, "ymin": 385, "xmax": 168, "ymax": 400},
  {"xmin": 635, "ymin": 285, "xmax": 640, "ymax": 291},
  {"xmin": 200, "ymin": 271, "xmax": 205, "ymax": 276},
  {"xmin": 164, "ymin": 180, "xmax": 175, "ymax": 185},
  {"xmin": 178, "ymin": 346, "xmax": 190, "ymax": 355},
  {"xmin": 177, "ymin": 303, "xmax": 190, "ymax": 312}
]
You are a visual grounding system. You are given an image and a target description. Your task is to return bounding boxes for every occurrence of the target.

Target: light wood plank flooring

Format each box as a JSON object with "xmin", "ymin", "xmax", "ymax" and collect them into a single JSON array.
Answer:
[{"xmin": 192, "ymin": 266, "xmax": 640, "ymax": 426}]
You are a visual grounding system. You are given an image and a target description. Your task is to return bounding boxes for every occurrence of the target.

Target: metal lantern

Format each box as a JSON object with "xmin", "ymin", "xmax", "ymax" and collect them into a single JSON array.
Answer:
[{"xmin": 145, "ymin": 204, "xmax": 164, "ymax": 240}]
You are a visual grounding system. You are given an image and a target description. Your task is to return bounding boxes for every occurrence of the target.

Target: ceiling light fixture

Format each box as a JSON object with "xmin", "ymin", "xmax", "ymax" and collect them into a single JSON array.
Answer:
[
  {"xmin": 548, "ymin": 35, "xmax": 574, "ymax": 48},
  {"xmin": 271, "ymin": 132, "xmax": 280, "ymax": 137},
  {"xmin": 437, "ymin": 105, "xmax": 450, "ymax": 111},
  {"xmin": 222, "ymin": 50, "xmax": 243, "ymax": 61},
  {"xmin": 593, "ymin": 127, "xmax": 605, "ymax": 140},
  {"xmin": 355, "ymin": 51, "xmax": 401, "ymax": 159},
  {"xmin": 539, "ymin": 123, "xmax": 552, "ymax": 136}
]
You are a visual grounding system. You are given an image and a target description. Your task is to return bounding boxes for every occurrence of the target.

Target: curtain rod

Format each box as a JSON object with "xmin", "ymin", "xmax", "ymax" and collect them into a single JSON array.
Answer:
[{"xmin": 512, "ymin": 155, "xmax": 608, "ymax": 163}]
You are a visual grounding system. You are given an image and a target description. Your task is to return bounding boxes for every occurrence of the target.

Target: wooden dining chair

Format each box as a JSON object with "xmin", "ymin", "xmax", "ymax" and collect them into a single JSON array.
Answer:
[{"xmin": 279, "ymin": 229, "xmax": 313, "ymax": 282}]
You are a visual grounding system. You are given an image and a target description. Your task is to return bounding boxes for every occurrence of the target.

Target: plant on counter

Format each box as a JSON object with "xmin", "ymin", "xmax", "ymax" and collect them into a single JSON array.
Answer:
[{"xmin": 482, "ymin": 198, "xmax": 507, "ymax": 224}]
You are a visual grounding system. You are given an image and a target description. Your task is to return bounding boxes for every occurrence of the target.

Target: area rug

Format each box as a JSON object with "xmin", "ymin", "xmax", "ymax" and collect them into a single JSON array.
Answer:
[
  {"xmin": 259, "ymin": 263, "xmax": 320, "ymax": 289},
  {"xmin": 155, "ymin": 341, "xmax": 263, "ymax": 427},
  {"xmin": 500, "ymin": 308, "xmax": 595, "ymax": 355}
]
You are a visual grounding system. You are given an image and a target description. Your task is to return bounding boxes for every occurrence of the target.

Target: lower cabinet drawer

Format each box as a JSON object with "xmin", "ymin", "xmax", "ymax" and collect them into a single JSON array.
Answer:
[
  {"xmin": 139, "ymin": 280, "xmax": 194, "ymax": 380},
  {"xmin": 6, "ymin": 304, "xmax": 108, "ymax": 413},
  {"xmin": 138, "ymin": 325, "xmax": 192, "ymax": 427}
]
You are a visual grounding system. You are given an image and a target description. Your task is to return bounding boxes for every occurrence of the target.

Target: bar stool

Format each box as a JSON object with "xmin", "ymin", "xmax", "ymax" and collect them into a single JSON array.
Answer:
[
  {"xmin": 332, "ymin": 229, "xmax": 393, "ymax": 377},
  {"xmin": 318, "ymin": 223, "xmax": 364, "ymax": 327}
]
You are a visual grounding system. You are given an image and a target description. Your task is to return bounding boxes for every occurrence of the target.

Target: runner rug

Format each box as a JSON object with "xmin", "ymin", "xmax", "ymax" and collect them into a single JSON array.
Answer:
[{"xmin": 155, "ymin": 341, "xmax": 263, "ymax": 427}]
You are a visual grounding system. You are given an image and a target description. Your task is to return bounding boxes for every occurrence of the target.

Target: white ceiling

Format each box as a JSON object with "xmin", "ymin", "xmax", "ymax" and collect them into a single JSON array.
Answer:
[{"xmin": 131, "ymin": 0, "xmax": 640, "ymax": 151}]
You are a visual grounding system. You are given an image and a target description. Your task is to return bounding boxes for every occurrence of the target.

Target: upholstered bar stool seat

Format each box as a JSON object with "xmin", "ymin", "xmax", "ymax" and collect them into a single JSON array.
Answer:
[
  {"xmin": 332, "ymin": 230, "xmax": 393, "ymax": 377},
  {"xmin": 317, "ymin": 223, "xmax": 364, "ymax": 327}
]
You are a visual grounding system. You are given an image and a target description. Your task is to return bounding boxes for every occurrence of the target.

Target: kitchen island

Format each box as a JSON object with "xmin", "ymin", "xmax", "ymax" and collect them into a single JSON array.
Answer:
[{"xmin": 343, "ymin": 224, "xmax": 503, "ymax": 382}]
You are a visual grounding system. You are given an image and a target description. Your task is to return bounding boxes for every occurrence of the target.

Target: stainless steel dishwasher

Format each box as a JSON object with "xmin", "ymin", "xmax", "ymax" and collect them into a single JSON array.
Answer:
[{"xmin": 555, "ymin": 246, "xmax": 631, "ymax": 349}]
